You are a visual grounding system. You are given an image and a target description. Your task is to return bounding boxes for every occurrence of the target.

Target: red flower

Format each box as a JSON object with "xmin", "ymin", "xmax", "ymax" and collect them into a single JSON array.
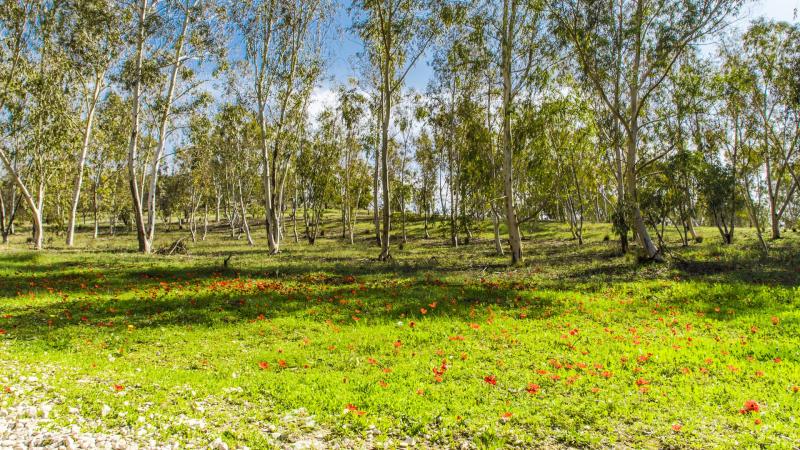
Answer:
[
  {"xmin": 113, "ymin": 384, "xmax": 125, "ymax": 392},
  {"xmin": 792, "ymin": 386, "xmax": 799, "ymax": 393},
  {"xmin": 345, "ymin": 404, "xmax": 366, "ymax": 416},
  {"xmin": 739, "ymin": 400, "xmax": 760, "ymax": 414},
  {"xmin": 773, "ymin": 357, "xmax": 782, "ymax": 364},
  {"xmin": 526, "ymin": 383, "xmax": 540, "ymax": 395},
  {"xmin": 393, "ymin": 340, "xmax": 402, "ymax": 348},
  {"xmin": 420, "ymin": 308, "xmax": 427, "ymax": 315},
  {"xmin": 771, "ymin": 316, "xmax": 780, "ymax": 326},
  {"xmin": 0, "ymin": 329, "xmax": 6, "ymax": 335},
  {"xmin": 754, "ymin": 418, "xmax": 762, "ymax": 425},
  {"xmin": 672, "ymin": 424, "xmax": 682, "ymax": 432},
  {"xmin": 258, "ymin": 361, "xmax": 269, "ymax": 370},
  {"xmin": 484, "ymin": 375, "xmax": 497, "ymax": 385},
  {"xmin": 635, "ymin": 378, "xmax": 649, "ymax": 386},
  {"xmin": 278, "ymin": 360, "xmax": 287, "ymax": 368},
  {"xmin": 500, "ymin": 411, "xmax": 512, "ymax": 422}
]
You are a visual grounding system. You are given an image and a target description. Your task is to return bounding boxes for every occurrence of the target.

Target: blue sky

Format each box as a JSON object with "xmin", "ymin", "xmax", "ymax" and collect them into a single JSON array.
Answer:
[{"xmin": 322, "ymin": 0, "xmax": 798, "ymax": 93}]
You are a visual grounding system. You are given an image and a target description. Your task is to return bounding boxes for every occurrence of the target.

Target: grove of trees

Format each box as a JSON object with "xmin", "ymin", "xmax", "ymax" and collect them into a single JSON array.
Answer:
[{"xmin": 1, "ymin": 0, "xmax": 799, "ymax": 264}]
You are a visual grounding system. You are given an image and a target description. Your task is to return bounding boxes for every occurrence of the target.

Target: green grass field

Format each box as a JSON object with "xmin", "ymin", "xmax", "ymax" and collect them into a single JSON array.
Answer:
[{"xmin": 1, "ymin": 216, "xmax": 799, "ymax": 449}]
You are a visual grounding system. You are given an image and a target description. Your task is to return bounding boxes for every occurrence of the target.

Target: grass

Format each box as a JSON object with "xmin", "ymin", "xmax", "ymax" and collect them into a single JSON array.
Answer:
[{"xmin": 1, "ymin": 215, "xmax": 799, "ymax": 448}]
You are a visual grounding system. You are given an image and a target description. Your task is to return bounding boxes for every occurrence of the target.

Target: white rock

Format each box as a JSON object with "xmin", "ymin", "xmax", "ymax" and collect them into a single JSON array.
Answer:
[{"xmin": 210, "ymin": 438, "xmax": 228, "ymax": 450}]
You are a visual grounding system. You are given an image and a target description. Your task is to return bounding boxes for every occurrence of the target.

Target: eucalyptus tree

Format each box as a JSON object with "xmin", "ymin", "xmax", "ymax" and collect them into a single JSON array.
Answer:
[
  {"xmin": 742, "ymin": 20, "xmax": 800, "ymax": 240},
  {"xmin": 708, "ymin": 44, "xmax": 758, "ymax": 245},
  {"xmin": 211, "ymin": 104, "xmax": 261, "ymax": 245},
  {"xmin": 489, "ymin": 0, "xmax": 552, "ymax": 264},
  {"xmin": 297, "ymin": 107, "xmax": 339, "ymax": 244},
  {"xmin": 0, "ymin": 0, "xmax": 75, "ymax": 249},
  {"xmin": 354, "ymin": 0, "xmax": 441, "ymax": 260},
  {"xmin": 141, "ymin": 0, "xmax": 224, "ymax": 249},
  {"xmin": 182, "ymin": 114, "xmax": 216, "ymax": 241},
  {"xmin": 336, "ymin": 81, "xmax": 368, "ymax": 244},
  {"xmin": 89, "ymin": 93, "xmax": 130, "ymax": 238},
  {"xmin": 65, "ymin": 0, "xmax": 126, "ymax": 246},
  {"xmin": 414, "ymin": 130, "xmax": 436, "ymax": 239},
  {"xmin": 233, "ymin": 0, "xmax": 328, "ymax": 254},
  {"xmin": 540, "ymin": 93, "xmax": 601, "ymax": 245},
  {"xmin": 553, "ymin": 0, "xmax": 744, "ymax": 260}
]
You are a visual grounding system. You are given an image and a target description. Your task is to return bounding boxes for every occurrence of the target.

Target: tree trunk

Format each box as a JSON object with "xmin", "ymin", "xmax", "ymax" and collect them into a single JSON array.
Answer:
[
  {"xmin": 127, "ymin": 0, "xmax": 150, "ymax": 254},
  {"xmin": 378, "ymin": 77, "xmax": 391, "ymax": 260},
  {"xmin": 66, "ymin": 73, "xmax": 104, "ymax": 247},
  {"xmin": 501, "ymin": 0, "xmax": 522, "ymax": 265}
]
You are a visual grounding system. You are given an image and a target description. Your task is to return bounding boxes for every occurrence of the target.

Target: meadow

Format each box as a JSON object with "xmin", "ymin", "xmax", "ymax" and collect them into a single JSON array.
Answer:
[{"xmin": 1, "ymin": 216, "xmax": 799, "ymax": 449}]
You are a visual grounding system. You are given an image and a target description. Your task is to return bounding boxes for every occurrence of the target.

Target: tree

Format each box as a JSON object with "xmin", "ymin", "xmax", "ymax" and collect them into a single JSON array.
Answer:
[
  {"xmin": 64, "ymin": 0, "xmax": 125, "ymax": 246},
  {"xmin": 554, "ymin": 0, "xmax": 744, "ymax": 260},
  {"xmin": 742, "ymin": 20, "xmax": 800, "ymax": 240},
  {"xmin": 355, "ymin": 0, "xmax": 439, "ymax": 260}
]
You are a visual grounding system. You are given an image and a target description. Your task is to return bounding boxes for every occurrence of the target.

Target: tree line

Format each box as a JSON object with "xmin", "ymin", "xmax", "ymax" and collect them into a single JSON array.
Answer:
[{"xmin": 1, "ymin": 0, "xmax": 798, "ymax": 264}]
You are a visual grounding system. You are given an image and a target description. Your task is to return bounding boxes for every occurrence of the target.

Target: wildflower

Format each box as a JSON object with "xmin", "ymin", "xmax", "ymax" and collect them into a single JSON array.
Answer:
[
  {"xmin": 739, "ymin": 400, "xmax": 760, "ymax": 414},
  {"xmin": 113, "ymin": 384, "xmax": 125, "ymax": 392},
  {"xmin": 672, "ymin": 424, "xmax": 682, "ymax": 432},
  {"xmin": 484, "ymin": 375, "xmax": 497, "ymax": 385},
  {"xmin": 526, "ymin": 383, "xmax": 540, "ymax": 395},
  {"xmin": 258, "ymin": 361, "xmax": 269, "ymax": 370},
  {"xmin": 345, "ymin": 404, "xmax": 366, "ymax": 416}
]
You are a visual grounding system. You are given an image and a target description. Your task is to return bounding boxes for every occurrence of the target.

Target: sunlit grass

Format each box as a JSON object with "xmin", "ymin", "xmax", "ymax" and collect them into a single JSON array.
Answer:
[{"xmin": 1, "ymin": 216, "xmax": 799, "ymax": 448}]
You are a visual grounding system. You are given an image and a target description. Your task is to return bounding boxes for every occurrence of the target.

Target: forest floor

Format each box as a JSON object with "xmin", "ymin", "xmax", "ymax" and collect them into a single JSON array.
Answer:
[{"xmin": 1, "ymin": 217, "xmax": 799, "ymax": 449}]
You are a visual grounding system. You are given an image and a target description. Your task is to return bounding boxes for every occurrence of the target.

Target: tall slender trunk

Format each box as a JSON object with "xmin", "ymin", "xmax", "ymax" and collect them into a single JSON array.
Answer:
[
  {"xmin": 379, "ymin": 70, "xmax": 392, "ymax": 260},
  {"xmin": 127, "ymin": 0, "xmax": 150, "ymax": 253},
  {"xmin": 66, "ymin": 72, "xmax": 105, "ymax": 246},
  {"xmin": 625, "ymin": 0, "xmax": 659, "ymax": 260},
  {"xmin": 492, "ymin": 207, "xmax": 504, "ymax": 255},
  {"xmin": 373, "ymin": 115, "xmax": 382, "ymax": 247},
  {"xmin": 202, "ymin": 203, "xmax": 208, "ymax": 241},
  {"xmin": 238, "ymin": 180, "xmax": 254, "ymax": 246},
  {"xmin": 501, "ymin": 0, "xmax": 522, "ymax": 264},
  {"xmin": 146, "ymin": 2, "xmax": 190, "ymax": 248},
  {"xmin": 92, "ymin": 182, "xmax": 99, "ymax": 239}
]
